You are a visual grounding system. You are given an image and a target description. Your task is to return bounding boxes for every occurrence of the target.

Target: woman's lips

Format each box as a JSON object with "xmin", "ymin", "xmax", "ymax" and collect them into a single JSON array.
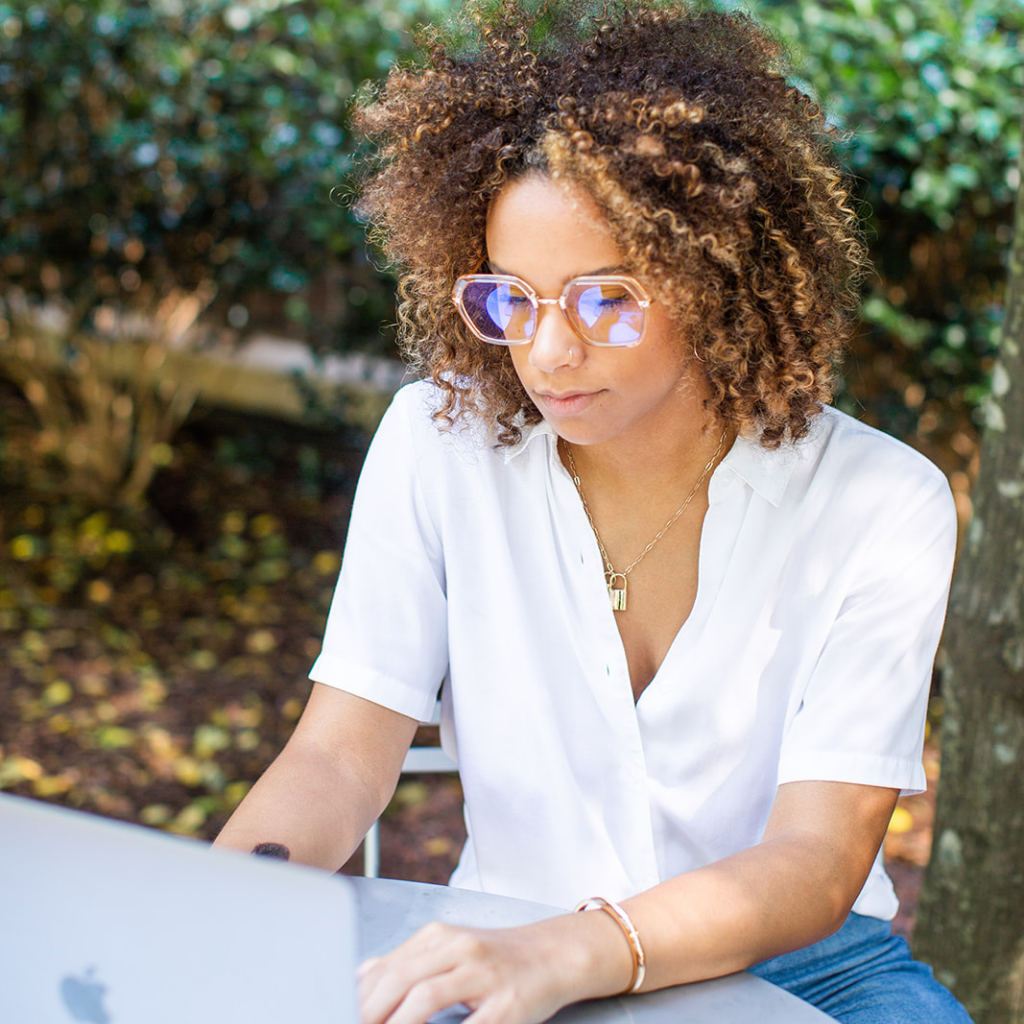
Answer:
[{"xmin": 533, "ymin": 390, "xmax": 599, "ymax": 416}]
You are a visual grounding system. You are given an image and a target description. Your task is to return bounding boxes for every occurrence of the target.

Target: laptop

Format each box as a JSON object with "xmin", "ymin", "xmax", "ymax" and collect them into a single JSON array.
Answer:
[{"xmin": 0, "ymin": 792, "xmax": 358, "ymax": 1024}]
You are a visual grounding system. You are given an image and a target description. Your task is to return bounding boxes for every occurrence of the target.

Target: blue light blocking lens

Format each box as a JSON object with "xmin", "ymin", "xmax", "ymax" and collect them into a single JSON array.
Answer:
[
  {"xmin": 576, "ymin": 285, "xmax": 641, "ymax": 345},
  {"xmin": 607, "ymin": 319, "xmax": 641, "ymax": 345},
  {"xmin": 483, "ymin": 282, "xmax": 535, "ymax": 338},
  {"xmin": 485, "ymin": 284, "xmax": 514, "ymax": 332}
]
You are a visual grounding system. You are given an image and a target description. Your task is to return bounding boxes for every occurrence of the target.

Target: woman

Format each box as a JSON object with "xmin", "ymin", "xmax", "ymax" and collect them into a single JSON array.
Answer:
[{"xmin": 216, "ymin": 3, "xmax": 970, "ymax": 1022}]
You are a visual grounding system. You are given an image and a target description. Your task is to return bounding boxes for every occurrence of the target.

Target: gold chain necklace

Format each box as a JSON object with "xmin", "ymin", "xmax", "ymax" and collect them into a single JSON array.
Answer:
[{"xmin": 563, "ymin": 430, "xmax": 727, "ymax": 612}]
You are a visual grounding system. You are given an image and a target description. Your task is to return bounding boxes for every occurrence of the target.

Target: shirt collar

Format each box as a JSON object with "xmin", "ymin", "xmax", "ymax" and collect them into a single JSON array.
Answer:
[
  {"xmin": 502, "ymin": 417, "xmax": 557, "ymax": 463},
  {"xmin": 717, "ymin": 429, "xmax": 802, "ymax": 507},
  {"xmin": 504, "ymin": 415, "xmax": 802, "ymax": 506}
]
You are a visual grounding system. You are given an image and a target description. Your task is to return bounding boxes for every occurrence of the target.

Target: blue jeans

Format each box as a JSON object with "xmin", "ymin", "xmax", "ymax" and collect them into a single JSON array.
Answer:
[{"xmin": 748, "ymin": 913, "xmax": 974, "ymax": 1023}]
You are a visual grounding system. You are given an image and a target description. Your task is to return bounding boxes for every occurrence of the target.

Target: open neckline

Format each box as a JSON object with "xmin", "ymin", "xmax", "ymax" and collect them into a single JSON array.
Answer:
[{"xmin": 551, "ymin": 440, "xmax": 727, "ymax": 707}]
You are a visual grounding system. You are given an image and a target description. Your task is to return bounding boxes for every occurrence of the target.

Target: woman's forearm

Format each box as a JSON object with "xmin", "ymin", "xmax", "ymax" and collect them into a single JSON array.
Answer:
[
  {"xmin": 619, "ymin": 834, "xmax": 849, "ymax": 991},
  {"xmin": 214, "ymin": 683, "xmax": 419, "ymax": 870},
  {"xmin": 213, "ymin": 738, "xmax": 382, "ymax": 869},
  {"xmin": 619, "ymin": 779, "xmax": 898, "ymax": 992}
]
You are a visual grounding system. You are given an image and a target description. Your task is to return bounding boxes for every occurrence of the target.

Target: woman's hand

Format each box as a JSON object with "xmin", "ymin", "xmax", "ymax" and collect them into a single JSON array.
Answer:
[{"xmin": 358, "ymin": 913, "xmax": 633, "ymax": 1024}]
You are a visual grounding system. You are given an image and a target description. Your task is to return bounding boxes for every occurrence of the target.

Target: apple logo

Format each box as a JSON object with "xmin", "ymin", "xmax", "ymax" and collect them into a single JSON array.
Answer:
[{"xmin": 60, "ymin": 967, "xmax": 111, "ymax": 1023}]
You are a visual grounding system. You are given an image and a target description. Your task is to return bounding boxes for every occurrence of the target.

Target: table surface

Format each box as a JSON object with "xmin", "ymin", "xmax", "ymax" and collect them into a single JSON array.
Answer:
[{"xmin": 349, "ymin": 876, "xmax": 832, "ymax": 1024}]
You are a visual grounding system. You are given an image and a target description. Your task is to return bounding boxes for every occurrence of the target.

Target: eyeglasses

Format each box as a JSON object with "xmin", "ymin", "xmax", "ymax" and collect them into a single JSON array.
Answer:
[{"xmin": 451, "ymin": 273, "xmax": 652, "ymax": 348}]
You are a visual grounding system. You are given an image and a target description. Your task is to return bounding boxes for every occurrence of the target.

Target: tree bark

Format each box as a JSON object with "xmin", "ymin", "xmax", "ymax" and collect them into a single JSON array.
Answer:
[{"xmin": 914, "ymin": 111, "xmax": 1024, "ymax": 1024}]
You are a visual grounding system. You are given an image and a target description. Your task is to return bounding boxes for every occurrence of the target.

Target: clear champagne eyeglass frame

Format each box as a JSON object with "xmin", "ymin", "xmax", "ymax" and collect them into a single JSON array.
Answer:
[{"xmin": 451, "ymin": 273, "xmax": 652, "ymax": 348}]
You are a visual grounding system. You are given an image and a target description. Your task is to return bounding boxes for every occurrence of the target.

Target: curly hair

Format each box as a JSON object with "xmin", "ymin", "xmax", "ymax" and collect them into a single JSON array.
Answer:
[{"xmin": 354, "ymin": 0, "xmax": 867, "ymax": 448}]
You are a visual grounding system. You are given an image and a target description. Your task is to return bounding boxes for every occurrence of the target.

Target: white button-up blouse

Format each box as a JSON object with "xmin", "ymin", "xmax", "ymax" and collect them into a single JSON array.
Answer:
[{"xmin": 311, "ymin": 381, "xmax": 956, "ymax": 920}]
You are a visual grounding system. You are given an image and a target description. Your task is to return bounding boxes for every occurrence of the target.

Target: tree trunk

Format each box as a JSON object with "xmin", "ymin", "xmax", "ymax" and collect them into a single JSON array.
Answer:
[{"xmin": 914, "ymin": 111, "xmax": 1024, "ymax": 1024}]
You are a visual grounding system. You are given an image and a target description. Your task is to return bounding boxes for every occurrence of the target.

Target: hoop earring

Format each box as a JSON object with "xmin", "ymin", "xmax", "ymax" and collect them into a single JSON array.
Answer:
[
  {"xmin": 568, "ymin": 347, "xmax": 576, "ymax": 362},
  {"xmin": 691, "ymin": 341, "xmax": 705, "ymax": 363}
]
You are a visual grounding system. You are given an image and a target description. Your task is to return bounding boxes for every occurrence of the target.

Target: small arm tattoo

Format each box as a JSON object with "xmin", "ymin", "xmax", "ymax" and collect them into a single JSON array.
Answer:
[{"xmin": 251, "ymin": 842, "xmax": 291, "ymax": 861}]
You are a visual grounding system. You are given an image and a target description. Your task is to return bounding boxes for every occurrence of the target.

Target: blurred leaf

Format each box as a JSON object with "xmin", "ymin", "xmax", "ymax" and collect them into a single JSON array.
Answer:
[
  {"xmin": 140, "ymin": 803, "xmax": 173, "ymax": 826},
  {"xmin": 888, "ymin": 806, "xmax": 915, "ymax": 835},
  {"xmin": 245, "ymin": 628, "xmax": 278, "ymax": 654},
  {"xmin": 390, "ymin": 780, "xmax": 430, "ymax": 811},
  {"xmin": 32, "ymin": 772, "xmax": 75, "ymax": 797},
  {"xmin": 172, "ymin": 755, "xmax": 204, "ymax": 787},
  {"xmin": 187, "ymin": 649, "xmax": 218, "ymax": 671},
  {"xmin": 95, "ymin": 725, "xmax": 135, "ymax": 750},
  {"xmin": 167, "ymin": 802, "xmax": 208, "ymax": 835},
  {"xmin": 193, "ymin": 723, "xmax": 231, "ymax": 759},
  {"xmin": 0, "ymin": 755, "xmax": 44, "ymax": 787},
  {"xmin": 41, "ymin": 679, "xmax": 73, "ymax": 706},
  {"xmin": 313, "ymin": 550, "xmax": 341, "ymax": 576}
]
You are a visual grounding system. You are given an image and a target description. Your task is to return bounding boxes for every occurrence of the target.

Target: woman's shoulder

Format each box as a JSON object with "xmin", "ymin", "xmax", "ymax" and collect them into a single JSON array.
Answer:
[
  {"xmin": 803, "ymin": 406, "xmax": 956, "ymax": 533},
  {"xmin": 384, "ymin": 377, "xmax": 446, "ymax": 424},
  {"xmin": 377, "ymin": 379, "xmax": 531, "ymax": 469},
  {"xmin": 381, "ymin": 380, "xmax": 476, "ymax": 443},
  {"xmin": 728, "ymin": 405, "xmax": 950, "ymax": 512},
  {"xmin": 814, "ymin": 406, "xmax": 949, "ymax": 489}
]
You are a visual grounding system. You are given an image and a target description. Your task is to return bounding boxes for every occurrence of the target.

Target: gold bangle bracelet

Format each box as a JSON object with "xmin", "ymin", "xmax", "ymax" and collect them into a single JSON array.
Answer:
[{"xmin": 573, "ymin": 896, "xmax": 646, "ymax": 996}]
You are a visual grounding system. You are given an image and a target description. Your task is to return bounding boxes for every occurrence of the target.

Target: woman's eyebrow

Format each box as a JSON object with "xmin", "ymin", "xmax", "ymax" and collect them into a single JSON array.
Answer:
[{"xmin": 484, "ymin": 261, "xmax": 627, "ymax": 279}]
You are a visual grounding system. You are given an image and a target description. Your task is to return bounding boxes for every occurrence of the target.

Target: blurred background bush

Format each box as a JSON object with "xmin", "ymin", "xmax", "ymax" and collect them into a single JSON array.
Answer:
[
  {"xmin": 756, "ymin": 0, "xmax": 1022, "ymax": 458},
  {"xmin": 0, "ymin": 0, "xmax": 448, "ymax": 347},
  {"xmin": 0, "ymin": 0, "xmax": 445, "ymax": 502}
]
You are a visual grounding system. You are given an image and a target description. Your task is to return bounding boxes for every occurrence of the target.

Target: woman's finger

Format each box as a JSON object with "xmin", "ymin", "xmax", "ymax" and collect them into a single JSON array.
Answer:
[
  {"xmin": 359, "ymin": 918, "xmax": 586, "ymax": 1024},
  {"xmin": 360, "ymin": 924, "xmax": 474, "ymax": 1024},
  {"xmin": 375, "ymin": 970, "xmax": 473, "ymax": 1024},
  {"xmin": 358, "ymin": 956, "xmax": 383, "ymax": 980}
]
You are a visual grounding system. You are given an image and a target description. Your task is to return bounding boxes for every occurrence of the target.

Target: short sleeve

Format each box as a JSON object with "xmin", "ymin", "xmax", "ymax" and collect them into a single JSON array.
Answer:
[
  {"xmin": 309, "ymin": 385, "xmax": 449, "ymax": 723},
  {"xmin": 777, "ymin": 466, "xmax": 957, "ymax": 796}
]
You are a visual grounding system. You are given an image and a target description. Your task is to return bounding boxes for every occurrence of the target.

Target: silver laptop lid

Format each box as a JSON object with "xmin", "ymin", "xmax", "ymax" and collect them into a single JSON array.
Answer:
[{"xmin": 0, "ymin": 793, "xmax": 357, "ymax": 1024}]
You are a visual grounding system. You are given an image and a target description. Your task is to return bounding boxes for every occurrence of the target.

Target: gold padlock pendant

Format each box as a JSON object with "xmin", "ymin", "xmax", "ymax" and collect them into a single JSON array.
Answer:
[{"xmin": 607, "ymin": 573, "xmax": 628, "ymax": 612}]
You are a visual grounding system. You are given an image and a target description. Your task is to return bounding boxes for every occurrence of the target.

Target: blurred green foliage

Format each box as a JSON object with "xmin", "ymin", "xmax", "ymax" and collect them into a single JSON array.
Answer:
[
  {"xmin": 0, "ymin": 0, "xmax": 1020, "ymax": 441},
  {"xmin": 0, "ymin": 0, "xmax": 444, "ymax": 350},
  {"xmin": 753, "ymin": 0, "xmax": 1023, "ymax": 438}
]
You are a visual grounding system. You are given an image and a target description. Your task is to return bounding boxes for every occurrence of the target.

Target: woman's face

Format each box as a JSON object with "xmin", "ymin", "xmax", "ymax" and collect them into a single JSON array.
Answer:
[{"xmin": 486, "ymin": 174, "xmax": 704, "ymax": 451}]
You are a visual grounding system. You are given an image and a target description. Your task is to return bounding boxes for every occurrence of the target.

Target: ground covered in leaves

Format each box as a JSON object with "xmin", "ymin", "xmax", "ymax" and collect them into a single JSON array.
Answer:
[
  {"xmin": 0, "ymin": 399, "xmax": 464, "ymax": 882},
  {"xmin": 0, "ymin": 394, "xmax": 939, "ymax": 933}
]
